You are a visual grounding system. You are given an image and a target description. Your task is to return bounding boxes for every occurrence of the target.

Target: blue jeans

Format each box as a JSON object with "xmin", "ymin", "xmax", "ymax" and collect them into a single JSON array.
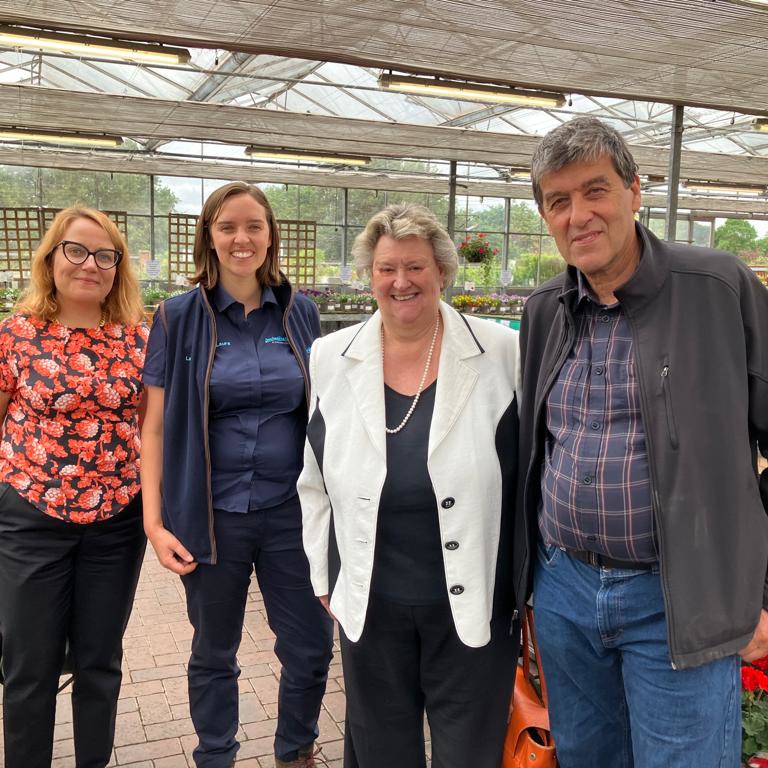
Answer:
[{"xmin": 533, "ymin": 541, "xmax": 740, "ymax": 768}]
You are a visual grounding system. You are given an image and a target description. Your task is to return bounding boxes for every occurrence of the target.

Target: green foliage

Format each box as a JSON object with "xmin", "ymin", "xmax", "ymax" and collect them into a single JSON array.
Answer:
[
  {"xmin": 450, "ymin": 293, "xmax": 525, "ymax": 314},
  {"xmin": 141, "ymin": 285, "xmax": 188, "ymax": 306},
  {"xmin": 756, "ymin": 237, "xmax": 768, "ymax": 258},
  {"xmin": 743, "ymin": 688, "xmax": 768, "ymax": 762},
  {"xmin": 512, "ymin": 252, "xmax": 565, "ymax": 286},
  {"xmin": 0, "ymin": 167, "xmax": 39, "ymax": 206},
  {"xmin": 0, "ymin": 286, "xmax": 19, "ymax": 309},
  {"xmin": 1, "ymin": 167, "xmax": 178, "ymax": 215},
  {"xmin": 0, "ymin": 165, "xmax": 178, "ymax": 269},
  {"xmin": 456, "ymin": 200, "xmax": 542, "ymax": 236},
  {"xmin": 141, "ymin": 285, "xmax": 172, "ymax": 306},
  {"xmin": 714, "ymin": 219, "xmax": 758, "ymax": 255}
]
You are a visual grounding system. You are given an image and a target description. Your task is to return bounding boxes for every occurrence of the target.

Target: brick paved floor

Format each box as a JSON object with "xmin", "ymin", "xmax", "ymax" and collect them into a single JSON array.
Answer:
[{"xmin": 0, "ymin": 551, "xmax": 348, "ymax": 768}]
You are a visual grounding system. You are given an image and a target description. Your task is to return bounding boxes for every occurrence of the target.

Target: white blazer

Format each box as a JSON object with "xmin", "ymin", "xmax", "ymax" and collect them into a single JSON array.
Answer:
[{"xmin": 298, "ymin": 301, "xmax": 520, "ymax": 647}]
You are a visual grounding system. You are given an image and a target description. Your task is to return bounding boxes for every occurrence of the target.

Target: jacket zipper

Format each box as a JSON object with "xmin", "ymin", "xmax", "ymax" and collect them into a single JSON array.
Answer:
[
  {"xmin": 282, "ymin": 287, "xmax": 312, "ymax": 409},
  {"xmin": 200, "ymin": 287, "xmax": 218, "ymax": 564},
  {"xmin": 660, "ymin": 364, "xmax": 679, "ymax": 449},
  {"xmin": 625, "ymin": 314, "xmax": 676, "ymax": 667},
  {"xmin": 516, "ymin": 307, "xmax": 574, "ymax": 605}
]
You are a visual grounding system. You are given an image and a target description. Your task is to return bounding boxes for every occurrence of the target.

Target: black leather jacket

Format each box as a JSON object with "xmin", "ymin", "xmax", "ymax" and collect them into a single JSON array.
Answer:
[{"xmin": 515, "ymin": 224, "xmax": 768, "ymax": 669}]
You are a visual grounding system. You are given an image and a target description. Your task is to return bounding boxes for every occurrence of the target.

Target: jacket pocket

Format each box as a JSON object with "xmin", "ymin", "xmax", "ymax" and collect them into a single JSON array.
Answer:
[{"xmin": 660, "ymin": 363, "xmax": 679, "ymax": 449}]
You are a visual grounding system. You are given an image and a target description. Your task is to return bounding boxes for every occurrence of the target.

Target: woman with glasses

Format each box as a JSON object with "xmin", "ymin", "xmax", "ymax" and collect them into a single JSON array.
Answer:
[{"xmin": 0, "ymin": 207, "xmax": 148, "ymax": 768}]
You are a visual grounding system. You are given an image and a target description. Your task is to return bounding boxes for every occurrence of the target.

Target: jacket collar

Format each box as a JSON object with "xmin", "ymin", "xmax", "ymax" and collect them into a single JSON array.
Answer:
[
  {"xmin": 614, "ymin": 224, "xmax": 670, "ymax": 312},
  {"xmin": 340, "ymin": 301, "xmax": 485, "ymax": 459},
  {"xmin": 558, "ymin": 223, "xmax": 669, "ymax": 314}
]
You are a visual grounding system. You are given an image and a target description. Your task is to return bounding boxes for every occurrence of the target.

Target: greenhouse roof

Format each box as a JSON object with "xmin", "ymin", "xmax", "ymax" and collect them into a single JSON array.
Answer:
[{"xmin": 0, "ymin": 1, "xmax": 767, "ymax": 214}]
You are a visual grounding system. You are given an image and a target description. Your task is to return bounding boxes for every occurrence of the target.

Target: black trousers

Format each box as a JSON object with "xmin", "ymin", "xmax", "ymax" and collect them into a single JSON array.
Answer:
[
  {"xmin": 180, "ymin": 495, "xmax": 334, "ymax": 767},
  {"xmin": 340, "ymin": 593, "xmax": 518, "ymax": 768},
  {"xmin": 0, "ymin": 485, "xmax": 146, "ymax": 768}
]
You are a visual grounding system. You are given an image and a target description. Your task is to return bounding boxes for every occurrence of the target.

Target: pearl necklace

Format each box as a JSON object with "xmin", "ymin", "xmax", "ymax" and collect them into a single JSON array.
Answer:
[{"xmin": 382, "ymin": 313, "xmax": 440, "ymax": 435}]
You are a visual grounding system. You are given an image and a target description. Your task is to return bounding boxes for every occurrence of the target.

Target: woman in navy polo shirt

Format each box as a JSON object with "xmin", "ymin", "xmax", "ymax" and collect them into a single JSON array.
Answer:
[{"xmin": 140, "ymin": 182, "xmax": 333, "ymax": 768}]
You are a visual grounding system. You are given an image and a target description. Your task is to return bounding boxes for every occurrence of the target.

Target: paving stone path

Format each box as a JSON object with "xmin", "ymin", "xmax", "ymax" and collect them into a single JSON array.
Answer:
[{"xmin": 0, "ymin": 551, "xmax": 347, "ymax": 767}]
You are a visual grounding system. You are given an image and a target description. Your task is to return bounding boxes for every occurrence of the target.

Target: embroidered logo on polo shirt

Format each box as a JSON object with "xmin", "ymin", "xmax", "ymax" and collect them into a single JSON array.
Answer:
[
  {"xmin": 264, "ymin": 336, "xmax": 289, "ymax": 344},
  {"xmin": 216, "ymin": 341, "xmax": 232, "ymax": 347}
]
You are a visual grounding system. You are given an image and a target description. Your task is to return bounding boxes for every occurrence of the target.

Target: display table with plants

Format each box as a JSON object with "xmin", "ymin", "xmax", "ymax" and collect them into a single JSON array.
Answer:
[
  {"xmin": 300, "ymin": 289, "xmax": 377, "ymax": 315},
  {"xmin": 450, "ymin": 293, "xmax": 525, "ymax": 316}
]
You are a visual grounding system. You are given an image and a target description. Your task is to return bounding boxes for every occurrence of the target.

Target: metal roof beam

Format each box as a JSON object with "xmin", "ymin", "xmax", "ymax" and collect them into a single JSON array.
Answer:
[
  {"xmin": 4, "ymin": 84, "xmax": 768, "ymax": 186},
  {"xmin": 2, "ymin": 1, "xmax": 768, "ymax": 115}
]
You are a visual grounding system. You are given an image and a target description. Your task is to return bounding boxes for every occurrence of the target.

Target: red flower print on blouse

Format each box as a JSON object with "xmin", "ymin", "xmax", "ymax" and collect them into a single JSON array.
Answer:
[{"xmin": 0, "ymin": 315, "xmax": 148, "ymax": 523}]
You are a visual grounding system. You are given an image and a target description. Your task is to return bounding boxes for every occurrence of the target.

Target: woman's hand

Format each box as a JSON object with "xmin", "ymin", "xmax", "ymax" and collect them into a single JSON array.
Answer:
[
  {"xmin": 146, "ymin": 526, "xmax": 197, "ymax": 575},
  {"xmin": 140, "ymin": 385, "xmax": 196, "ymax": 575},
  {"xmin": 318, "ymin": 594, "xmax": 336, "ymax": 621}
]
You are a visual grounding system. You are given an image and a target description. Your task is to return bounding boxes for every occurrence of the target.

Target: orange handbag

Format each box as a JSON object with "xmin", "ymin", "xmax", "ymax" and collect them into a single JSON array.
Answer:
[{"xmin": 502, "ymin": 606, "xmax": 557, "ymax": 768}]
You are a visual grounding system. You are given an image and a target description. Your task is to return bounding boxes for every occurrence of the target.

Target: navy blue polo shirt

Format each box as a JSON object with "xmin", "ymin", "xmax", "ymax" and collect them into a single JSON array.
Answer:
[{"xmin": 143, "ymin": 283, "xmax": 307, "ymax": 513}]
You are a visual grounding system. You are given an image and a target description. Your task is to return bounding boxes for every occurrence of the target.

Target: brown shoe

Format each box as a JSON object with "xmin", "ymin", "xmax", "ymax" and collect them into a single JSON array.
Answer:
[{"xmin": 274, "ymin": 743, "xmax": 324, "ymax": 767}]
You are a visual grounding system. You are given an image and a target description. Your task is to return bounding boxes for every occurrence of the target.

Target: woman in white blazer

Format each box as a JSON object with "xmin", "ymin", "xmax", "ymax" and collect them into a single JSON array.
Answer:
[{"xmin": 297, "ymin": 203, "xmax": 520, "ymax": 768}]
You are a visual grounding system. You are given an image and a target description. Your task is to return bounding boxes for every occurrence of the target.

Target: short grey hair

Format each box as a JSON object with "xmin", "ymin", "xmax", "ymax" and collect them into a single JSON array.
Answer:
[
  {"xmin": 352, "ymin": 203, "xmax": 458, "ymax": 287},
  {"xmin": 530, "ymin": 117, "xmax": 639, "ymax": 207}
]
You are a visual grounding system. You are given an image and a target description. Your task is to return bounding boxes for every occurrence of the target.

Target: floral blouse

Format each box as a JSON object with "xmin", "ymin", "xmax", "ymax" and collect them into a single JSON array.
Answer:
[{"xmin": 0, "ymin": 314, "xmax": 148, "ymax": 523}]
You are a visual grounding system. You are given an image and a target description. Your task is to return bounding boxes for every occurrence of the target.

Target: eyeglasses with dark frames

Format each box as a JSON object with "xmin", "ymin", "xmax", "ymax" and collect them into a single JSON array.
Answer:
[{"xmin": 54, "ymin": 240, "xmax": 122, "ymax": 270}]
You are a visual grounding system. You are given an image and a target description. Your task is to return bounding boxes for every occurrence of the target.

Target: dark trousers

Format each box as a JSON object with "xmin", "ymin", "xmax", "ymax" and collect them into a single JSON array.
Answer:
[
  {"xmin": 340, "ymin": 593, "xmax": 518, "ymax": 768},
  {"xmin": 181, "ymin": 495, "xmax": 334, "ymax": 767},
  {"xmin": 0, "ymin": 485, "xmax": 146, "ymax": 768}
]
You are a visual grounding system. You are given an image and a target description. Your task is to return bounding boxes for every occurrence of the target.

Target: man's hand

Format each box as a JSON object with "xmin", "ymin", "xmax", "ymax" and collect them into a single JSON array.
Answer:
[
  {"xmin": 740, "ymin": 609, "xmax": 768, "ymax": 662},
  {"xmin": 147, "ymin": 526, "xmax": 198, "ymax": 576},
  {"xmin": 318, "ymin": 594, "xmax": 336, "ymax": 621}
]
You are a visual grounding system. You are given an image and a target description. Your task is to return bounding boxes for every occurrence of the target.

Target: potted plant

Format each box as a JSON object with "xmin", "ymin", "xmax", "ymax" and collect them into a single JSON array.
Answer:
[
  {"xmin": 458, "ymin": 233, "xmax": 499, "ymax": 285},
  {"xmin": 742, "ymin": 657, "xmax": 768, "ymax": 766},
  {"xmin": 0, "ymin": 286, "xmax": 19, "ymax": 313},
  {"xmin": 142, "ymin": 286, "xmax": 171, "ymax": 311}
]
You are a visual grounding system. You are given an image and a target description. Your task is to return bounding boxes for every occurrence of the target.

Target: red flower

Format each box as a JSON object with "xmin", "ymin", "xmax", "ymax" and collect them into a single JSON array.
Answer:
[
  {"xmin": 23, "ymin": 436, "xmax": 47, "ymax": 465},
  {"xmin": 70, "ymin": 353, "xmax": 94, "ymax": 374},
  {"xmin": 752, "ymin": 655, "xmax": 768, "ymax": 671},
  {"xmin": 75, "ymin": 420, "xmax": 99, "ymax": 439},
  {"xmin": 742, "ymin": 665, "xmax": 768, "ymax": 691},
  {"xmin": 33, "ymin": 359, "xmax": 60, "ymax": 378}
]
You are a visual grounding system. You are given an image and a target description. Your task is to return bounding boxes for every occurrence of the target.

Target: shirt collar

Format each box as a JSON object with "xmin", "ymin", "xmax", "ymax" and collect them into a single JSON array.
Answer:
[
  {"xmin": 575, "ymin": 270, "xmax": 619, "ymax": 310},
  {"xmin": 212, "ymin": 283, "xmax": 278, "ymax": 313}
]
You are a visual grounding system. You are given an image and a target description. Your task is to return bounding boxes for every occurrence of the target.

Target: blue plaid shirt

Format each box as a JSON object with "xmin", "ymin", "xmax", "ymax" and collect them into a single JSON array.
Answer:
[{"xmin": 539, "ymin": 274, "xmax": 657, "ymax": 563}]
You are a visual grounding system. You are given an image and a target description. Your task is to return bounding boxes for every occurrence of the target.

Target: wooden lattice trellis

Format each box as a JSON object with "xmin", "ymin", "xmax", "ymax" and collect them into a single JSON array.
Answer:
[
  {"xmin": 167, "ymin": 217, "xmax": 317, "ymax": 289},
  {"xmin": 279, "ymin": 220, "xmax": 316, "ymax": 288},
  {"xmin": 0, "ymin": 208, "xmax": 128, "ymax": 281},
  {"xmin": 0, "ymin": 209, "xmax": 43, "ymax": 279},
  {"xmin": 40, "ymin": 208, "xmax": 128, "ymax": 237},
  {"xmin": 168, "ymin": 214, "xmax": 198, "ymax": 286}
]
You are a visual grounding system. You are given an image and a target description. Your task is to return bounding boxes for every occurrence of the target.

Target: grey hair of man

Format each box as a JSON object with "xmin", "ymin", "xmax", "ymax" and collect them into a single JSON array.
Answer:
[
  {"xmin": 530, "ymin": 116, "xmax": 639, "ymax": 208},
  {"xmin": 352, "ymin": 203, "xmax": 458, "ymax": 287}
]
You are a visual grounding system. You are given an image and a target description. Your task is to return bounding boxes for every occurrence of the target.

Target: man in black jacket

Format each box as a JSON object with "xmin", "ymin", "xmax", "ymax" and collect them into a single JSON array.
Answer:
[{"xmin": 515, "ymin": 116, "xmax": 768, "ymax": 768}]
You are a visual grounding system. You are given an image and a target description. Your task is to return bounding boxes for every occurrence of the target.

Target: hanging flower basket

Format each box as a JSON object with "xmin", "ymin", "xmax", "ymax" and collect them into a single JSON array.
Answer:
[{"xmin": 458, "ymin": 232, "xmax": 498, "ymax": 264}]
